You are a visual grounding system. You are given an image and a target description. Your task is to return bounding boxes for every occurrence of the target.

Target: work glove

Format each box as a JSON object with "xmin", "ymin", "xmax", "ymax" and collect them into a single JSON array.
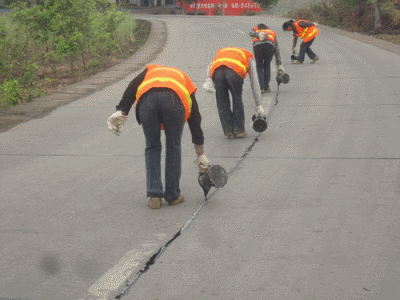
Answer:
[
  {"xmin": 258, "ymin": 31, "xmax": 266, "ymax": 41},
  {"xmin": 313, "ymin": 22, "xmax": 318, "ymax": 26},
  {"xmin": 277, "ymin": 65, "xmax": 285, "ymax": 75},
  {"xmin": 107, "ymin": 110, "xmax": 127, "ymax": 136},
  {"xmin": 203, "ymin": 78, "xmax": 215, "ymax": 93},
  {"xmin": 194, "ymin": 154, "xmax": 211, "ymax": 174},
  {"xmin": 255, "ymin": 105, "xmax": 265, "ymax": 117}
]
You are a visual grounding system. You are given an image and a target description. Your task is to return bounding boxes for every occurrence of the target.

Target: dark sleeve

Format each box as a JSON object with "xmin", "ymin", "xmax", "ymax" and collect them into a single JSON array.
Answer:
[
  {"xmin": 274, "ymin": 38, "xmax": 282, "ymax": 66},
  {"xmin": 249, "ymin": 30, "xmax": 258, "ymax": 37},
  {"xmin": 298, "ymin": 21, "xmax": 315, "ymax": 27},
  {"xmin": 187, "ymin": 93, "xmax": 204, "ymax": 145},
  {"xmin": 115, "ymin": 68, "xmax": 147, "ymax": 115}
]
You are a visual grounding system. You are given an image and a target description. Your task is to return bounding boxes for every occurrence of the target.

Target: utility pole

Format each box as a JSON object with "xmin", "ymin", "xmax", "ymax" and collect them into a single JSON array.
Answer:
[
  {"xmin": 222, "ymin": 0, "xmax": 225, "ymax": 15},
  {"xmin": 375, "ymin": 0, "xmax": 382, "ymax": 29}
]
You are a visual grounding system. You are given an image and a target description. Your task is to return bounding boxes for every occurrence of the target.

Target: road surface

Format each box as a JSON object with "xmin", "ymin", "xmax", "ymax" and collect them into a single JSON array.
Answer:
[{"xmin": 1, "ymin": 15, "xmax": 400, "ymax": 300}]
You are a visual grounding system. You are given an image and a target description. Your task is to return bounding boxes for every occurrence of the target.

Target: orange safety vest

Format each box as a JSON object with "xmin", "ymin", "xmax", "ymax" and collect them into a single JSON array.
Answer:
[
  {"xmin": 210, "ymin": 47, "xmax": 253, "ymax": 79},
  {"xmin": 293, "ymin": 20, "xmax": 319, "ymax": 43},
  {"xmin": 252, "ymin": 27, "xmax": 277, "ymax": 44},
  {"xmin": 136, "ymin": 64, "xmax": 196, "ymax": 122}
]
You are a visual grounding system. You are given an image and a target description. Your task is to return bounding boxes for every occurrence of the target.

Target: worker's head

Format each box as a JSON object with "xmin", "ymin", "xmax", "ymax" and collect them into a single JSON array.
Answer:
[
  {"xmin": 282, "ymin": 20, "xmax": 294, "ymax": 32},
  {"xmin": 257, "ymin": 23, "xmax": 268, "ymax": 29}
]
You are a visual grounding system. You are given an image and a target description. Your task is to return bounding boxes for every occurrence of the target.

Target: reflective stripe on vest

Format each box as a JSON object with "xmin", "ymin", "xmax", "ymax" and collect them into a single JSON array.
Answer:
[
  {"xmin": 210, "ymin": 47, "xmax": 252, "ymax": 79},
  {"xmin": 136, "ymin": 66, "xmax": 193, "ymax": 121},
  {"xmin": 218, "ymin": 47, "xmax": 247, "ymax": 60},
  {"xmin": 211, "ymin": 57, "xmax": 247, "ymax": 75},
  {"xmin": 252, "ymin": 28, "xmax": 277, "ymax": 43},
  {"xmin": 295, "ymin": 21, "xmax": 319, "ymax": 42}
]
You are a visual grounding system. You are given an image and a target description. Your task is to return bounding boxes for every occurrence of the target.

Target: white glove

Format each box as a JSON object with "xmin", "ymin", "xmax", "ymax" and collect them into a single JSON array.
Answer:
[
  {"xmin": 194, "ymin": 154, "xmax": 211, "ymax": 174},
  {"xmin": 313, "ymin": 22, "xmax": 318, "ymax": 26},
  {"xmin": 256, "ymin": 105, "xmax": 265, "ymax": 116},
  {"xmin": 258, "ymin": 32, "xmax": 266, "ymax": 41},
  {"xmin": 277, "ymin": 65, "xmax": 284, "ymax": 75},
  {"xmin": 107, "ymin": 110, "xmax": 127, "ymax": 136},
  {"xmin": 203, "ymin": 78, "xmax": 215, "ymax": 93}
]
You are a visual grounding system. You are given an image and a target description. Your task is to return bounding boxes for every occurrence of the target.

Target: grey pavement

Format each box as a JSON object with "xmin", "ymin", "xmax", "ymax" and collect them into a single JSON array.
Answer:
[{"xmin": 1, "ymin": 14, "xmax": 400, "ymax": 300}]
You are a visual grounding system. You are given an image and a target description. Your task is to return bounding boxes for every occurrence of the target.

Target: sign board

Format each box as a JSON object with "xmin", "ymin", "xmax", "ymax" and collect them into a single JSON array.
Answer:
[{"xmin": 178, "ymin": 0, "xmax": 261, "ymax": 15}]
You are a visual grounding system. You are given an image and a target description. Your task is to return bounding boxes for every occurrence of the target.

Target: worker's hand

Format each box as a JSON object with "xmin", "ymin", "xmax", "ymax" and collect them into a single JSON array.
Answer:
[
  {"xmin": 203, "ymin": 78, "xmax": 215, "ymax": 93},
  {"xmin": 313, "ymin": 21, "xmax": 318, "ymax": 26},
  {"xmin": 277, "ymin": 65, "xmax": 285, "ymax": 75},
  {"xmin": 107, "ymin": 110, "xmax": 127, "ymax": 136},
  {"xmin": 255, "ymin": 105, "xmax": 265, "ymax": 117},
  {"xmin": 258, "ymin": 31, "xmax": 266, "ymax": 41},
  {"xmin": 194, "ymin": 154, "xmax": 211, "ymax": 174},
  {"xmin": 292, "ymin": 47, "xmax": 296, "ymax": 55}
]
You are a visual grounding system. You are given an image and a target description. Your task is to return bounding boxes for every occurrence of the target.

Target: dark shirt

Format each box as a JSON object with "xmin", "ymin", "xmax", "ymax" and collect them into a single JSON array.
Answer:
[{"xmin": 116, "ymin": 67, "xmax": 204, "ymax": 145}]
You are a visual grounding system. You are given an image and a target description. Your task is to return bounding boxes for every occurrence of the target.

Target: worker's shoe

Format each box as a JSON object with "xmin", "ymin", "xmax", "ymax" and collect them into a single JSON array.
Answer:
[
  {"xmin": 310, "ymin": 56, "xmax": 320, "ymax": 64},
  {"xmin": 148, "ymin": 197, "xmax": 162, "ymax": 209},
  {"xmin": 261, "ymin": 89, "xmax": 271, "ymax": 94},
  {"xmin": 292, "ymin": 60, "xmax": 303, "ymax": 64},
  {"xmin": 226, "ymin": 133, "xmax": 236, "ymax": 139},
  {"xmin": 234, "ymin": 131, "xmax": 247, "ymax": 138},
  {"xmin": 169, "ymin": 194, "xmax": 184, "ymax": 206}
]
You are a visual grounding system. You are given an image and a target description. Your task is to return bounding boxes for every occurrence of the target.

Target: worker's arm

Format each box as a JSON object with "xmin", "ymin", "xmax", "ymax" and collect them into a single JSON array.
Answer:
[
  {"xmin": 107, "ymin": 68, "xmax": 147, "ymax": 135},
  {"xmin": 292, "ymin": 36, "xmax": 298, "ymax": 54},
  {"xmin": 187, "ymin": 93, "xmax": 205, "ymax": 147},
  {"xmin": 115, "ymin": 68, "xmax": 147, "ymax": 115},
  {"xmin": 249, "ymin": 29, "xmax": 258, "ymax": 38},
  {"xmin": 188, "ymin": 93, "xmax": 211, "ymax": 172},
  {"xmin": 203, "ymin": 63, "xmax": 215, "ymax": 93},
  {"xmin": 274, "ymin": 38, "xmax": 283, "ymax": 67},
  {"xmin": 248, "ymin": 59, "xmax": 265, "ymax": 116}
]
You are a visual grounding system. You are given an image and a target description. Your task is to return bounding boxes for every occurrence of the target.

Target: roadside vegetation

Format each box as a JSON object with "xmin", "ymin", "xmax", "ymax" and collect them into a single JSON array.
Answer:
[
  {"xmin": 285, "ymin": 0, "xmax": 400, "ymax": 44},
  {"xmin": 0, "ymin": 0, "xmax": 150, "ymax": 109}
]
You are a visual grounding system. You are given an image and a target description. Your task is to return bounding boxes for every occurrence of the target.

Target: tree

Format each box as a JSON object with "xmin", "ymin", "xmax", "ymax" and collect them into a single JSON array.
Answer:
[
  {"xmin": 251, "ymin": 0, "xmax": 277, "ymax": 9},
  {"xmin": 375, "ymin": 0, "xmax": 382, "ymax": 29}
]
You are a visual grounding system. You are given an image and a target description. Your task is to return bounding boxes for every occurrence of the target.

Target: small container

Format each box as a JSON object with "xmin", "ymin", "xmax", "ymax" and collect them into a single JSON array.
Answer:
[{"xmin": 252, "ymin": 114, "xmax": 268, "ymax": 133}]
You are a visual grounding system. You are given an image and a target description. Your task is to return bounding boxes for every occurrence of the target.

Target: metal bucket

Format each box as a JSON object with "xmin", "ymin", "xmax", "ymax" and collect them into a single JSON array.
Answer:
[{"xmin": 198, "ymin": 165, "xmax": 228, "ymax": 197}]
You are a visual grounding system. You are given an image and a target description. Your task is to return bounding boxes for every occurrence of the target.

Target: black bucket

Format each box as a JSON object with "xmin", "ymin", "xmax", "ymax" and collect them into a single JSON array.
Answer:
[
  {"xmin": 198, "ymin": 165, "xmax": 228, "ymax": 197},
  {"xmin": 276, "ymin": 72, "xmax": 290, "ymax": 85},
  {"xmin": 252, "ymin": 114, "xmax": 268, "ymax": 133}
]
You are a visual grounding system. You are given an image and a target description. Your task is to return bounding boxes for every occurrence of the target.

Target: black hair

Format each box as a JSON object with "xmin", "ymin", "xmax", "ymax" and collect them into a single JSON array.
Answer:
[
  {"xmin": 257, "ymin": 23, "xmax": 268, "ymax": 29},
  {"xmin": 282, "ymin": 20, "xmax": 294, "ymax": 31}
]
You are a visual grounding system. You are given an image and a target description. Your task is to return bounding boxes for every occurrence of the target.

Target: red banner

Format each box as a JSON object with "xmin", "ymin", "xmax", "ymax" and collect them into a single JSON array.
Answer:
[{"xmin": 178, "ymin": 0, "xmax": 261, "ymax": 16}]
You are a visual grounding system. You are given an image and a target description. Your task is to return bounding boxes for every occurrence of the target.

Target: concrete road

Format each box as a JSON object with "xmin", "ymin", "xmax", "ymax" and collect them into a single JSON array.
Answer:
[{"xmin": 1, "ymin": 15, "xmax": 400, "ymax": 300}]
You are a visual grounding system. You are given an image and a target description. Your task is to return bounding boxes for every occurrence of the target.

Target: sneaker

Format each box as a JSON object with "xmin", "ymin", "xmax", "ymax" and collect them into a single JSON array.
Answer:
[
  {"xmin": 169, "ymin": 194, "xmax": 184, "ymax": 206},
  {"xmin": 233, "ymin": 131, "xmax": 247, "ymax": 138},
  {"xmin": 226, "ymin": 133, "xmax": 236, "ymax": 139},
  {"xmin": 148, "ymin": 197, "xmax": 162, "ymax": 209},
  {"xmin": 310, "ymin": 56, "xmax": 320, "ymax": 64},
  {"xmin": 292, "ymin": 60, "xmax": 303, "ymax": 64}
]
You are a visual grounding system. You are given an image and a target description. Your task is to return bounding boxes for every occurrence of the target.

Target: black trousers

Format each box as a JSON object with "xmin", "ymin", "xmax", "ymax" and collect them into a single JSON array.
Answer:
[
  {"xmin": 253, "ymin": 43, "xmax": 275, "ymax": 90},
  {"xmin": 296, "ymin": 38, "xmax": 317, "ymax": 62},
  {"xmin": 212, "ymin": 66, "xmax": 245, "ymax": 135}
]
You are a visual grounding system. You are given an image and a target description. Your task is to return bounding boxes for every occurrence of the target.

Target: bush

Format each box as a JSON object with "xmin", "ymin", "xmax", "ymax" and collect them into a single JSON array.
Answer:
[{"xmin": 0, "ymin": 0, "xmax": 140, "ymax": 109}]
